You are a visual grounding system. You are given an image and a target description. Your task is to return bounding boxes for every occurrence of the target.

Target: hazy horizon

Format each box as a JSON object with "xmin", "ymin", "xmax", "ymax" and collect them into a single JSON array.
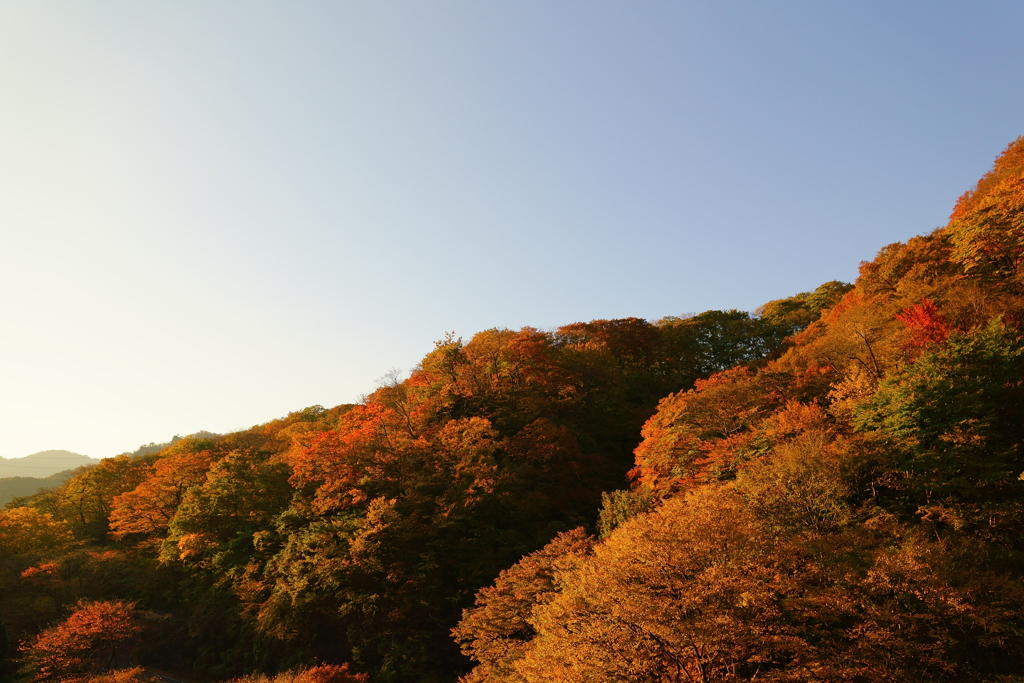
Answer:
[{"xmin": 0, "ymin": 449, "xmax": 96, "ymax": 460}]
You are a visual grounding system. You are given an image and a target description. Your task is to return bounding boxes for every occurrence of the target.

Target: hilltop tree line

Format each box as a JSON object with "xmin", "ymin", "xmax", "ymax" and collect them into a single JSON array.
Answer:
[{"xmin": 2, "ymin": 137, "xmax": 1023, "ymax": 682}]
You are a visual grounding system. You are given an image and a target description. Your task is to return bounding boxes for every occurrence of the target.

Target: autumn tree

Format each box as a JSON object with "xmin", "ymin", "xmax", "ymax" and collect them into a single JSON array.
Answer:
[
  {"xmin": 15, "ymin": 455, "xmax": 159, "ymax": 542},
  {"xmin": 453, "ymin": 528, "xmax": 594, "ymax": 683},
  {"xmin": 629, "ymin": 366, "xmax": 786, "ymax": 493},
  {"xmin": 226, "ymin": 663, "xmax": 368, "ymax": 683},
  {"xmin": 20, "ymin": 600, "xmax": 144, "ymax": 683},
  {"xmin": 855, "ymin": 319, "xmax": 1024, "ymax": 535},
  {"xmin": 0, "ymin": 507, "xmax": 73, "ymax": 556},
  {"xmin": 109, "ymin": 448, "xmax": 214, "ymax": 540},
  {"xmin": 509, "ymin": 489, "xmax": 805, "ymax": 683},
  {"xmin": 947, "ymin": 136, "xmax": 1024, "ymax": 285}
]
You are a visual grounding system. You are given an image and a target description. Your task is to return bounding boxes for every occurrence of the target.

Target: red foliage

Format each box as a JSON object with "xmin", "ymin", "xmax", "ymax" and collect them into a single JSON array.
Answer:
[
  {"xmin": 109, "ymin": 449, "xmax": 214, "ymax": 539},
  {"xmin": 298, "ymin": 663, "xmax": 368, "ymax": 683},
  {"xmin": 895, "ymin": 299, "xmax": 951, "ymax": 350},
  {"xmin": 20, "ymin": 600, "xmax": 143, "ymax": 682}
]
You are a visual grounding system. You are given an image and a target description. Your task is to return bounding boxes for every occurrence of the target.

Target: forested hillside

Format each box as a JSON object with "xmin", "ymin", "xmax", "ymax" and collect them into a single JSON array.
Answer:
[
  {"xmin": 2, "ymin": 136, "xmax": 1023, "ymax": 683},
  {"xmin": 0, "ymin": 472, "xmax": 76, "ymax": 508},
  {"xmin": 455, "ymin": 136, "xmax": 1024, "ymax": 682}
]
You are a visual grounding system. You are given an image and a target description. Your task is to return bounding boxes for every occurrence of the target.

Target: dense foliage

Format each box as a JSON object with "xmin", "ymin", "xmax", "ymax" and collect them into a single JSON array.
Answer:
[
  {"xmin": 3, "ymin": 137, "xmax": 1022, "ymax": 682},
  {"xmin": 454, "ymin": 136, "xmax": 1024, "ymax": 682},
  {"xmin": 2, "ymin": 306, "xmax": 807, "ymax": 682}
]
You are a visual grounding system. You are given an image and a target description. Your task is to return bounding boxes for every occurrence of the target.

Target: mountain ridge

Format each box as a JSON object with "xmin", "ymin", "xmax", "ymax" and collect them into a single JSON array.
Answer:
[{"xmin": 0, "ymin": 450, "xmax": 100, "ymax": 478}]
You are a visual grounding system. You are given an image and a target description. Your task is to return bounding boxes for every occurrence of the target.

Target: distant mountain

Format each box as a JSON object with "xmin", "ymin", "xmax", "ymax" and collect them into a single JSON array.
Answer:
[
  {"xmin": 0, "ymin": 469, "xmax": 77, "ymax": 506},
  {"xmin": 0, "ymin": 450, "xmax": 100, "ymax": 478}
]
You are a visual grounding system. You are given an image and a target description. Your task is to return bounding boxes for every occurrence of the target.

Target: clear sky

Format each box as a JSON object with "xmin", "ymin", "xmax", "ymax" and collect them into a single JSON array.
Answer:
[{"xmin": 1, "ymin": 1, "xmax": 1022, "ymax": 458}]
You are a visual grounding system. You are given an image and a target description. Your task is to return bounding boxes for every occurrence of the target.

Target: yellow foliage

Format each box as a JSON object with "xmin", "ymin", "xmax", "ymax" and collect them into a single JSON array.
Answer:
[
  {"xmin": 737, "ymin": 427, "xmax": 853, "ymax": 531},
  {"xmin": 0, "ymin": 506, "xmax": 73, "ymax": 555},
  {"xmin": 514, "ymin": 488, "xmax": 803, "ymax": 682}
]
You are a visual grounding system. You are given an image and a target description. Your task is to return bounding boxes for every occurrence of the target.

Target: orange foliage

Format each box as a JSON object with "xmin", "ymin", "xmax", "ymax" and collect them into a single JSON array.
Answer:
[
  {"xmin": 945, "ymin": 137, "xmax": 1024, "ymax": 285},
  {"xmin": 20, "ymin": 600, "xmax": 143, "ymax": 682},
  {"xmin": 630, "ymin": 366, "xmax": 779, "ymax": 492},
  {"xmin": 0, "ymin": 507, "xmax": 73, "ymax": 555},
  {"xmin": 21, "ymin": 561, "xmax": 60, "ymax": 581},
  {"xmin": 556, "ymin": 317, "xmax": 658, "ymax": 370},
  {"xmin": 453, "ymin": 528, "xmax": 594, "ymax": 683},
  {"xmin": 79, "ymin": 667, "xmax": 153, "ymax": 683},
  {"xmin": 288, "ymin": 402, "xmax": 423, "ymax": 514},
  {"xmin": 513, "ymin": 489, "xmax": 803, "ymax": 683},
  {"xmin": 950, "ymin": 136, "xmax": 1024, "ymax": 220},
  {"xmin": 947, "ymin": 174, "xmax": 1024, "ymax": 282},
  {"xmin": 109, "ymin": 449, "xmax": 214, "ymax": 539},
  {"xmin": 856, "ymin": 234, "xmax": 957, "ymax": 297},
  {"xmin": 228, "ymin": 663, "xmax": 368, "ymax": 683}
]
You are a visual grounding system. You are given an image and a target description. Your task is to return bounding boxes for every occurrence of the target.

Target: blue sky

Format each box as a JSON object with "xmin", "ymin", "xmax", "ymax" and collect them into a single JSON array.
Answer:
[{"xmin": 1, "ymin": 1, "xmax": 1022, "ymax": 458}]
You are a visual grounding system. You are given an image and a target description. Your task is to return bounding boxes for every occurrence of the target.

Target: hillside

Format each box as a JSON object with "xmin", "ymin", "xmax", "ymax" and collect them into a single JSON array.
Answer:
[
  {"xmin": 0, "ymin": 470, "xmax": 77, "ymax": 507},
  {"xmin": 454, "ymin": 136, "xmax": 1024, "ymax": 682},
  {"xmin": 1, "ymin": 136, "xmax": 1023, "ymax": 683},
  {"xmin": 0, "ymin": 450, "xmax": 99, "ymax": 478}
]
